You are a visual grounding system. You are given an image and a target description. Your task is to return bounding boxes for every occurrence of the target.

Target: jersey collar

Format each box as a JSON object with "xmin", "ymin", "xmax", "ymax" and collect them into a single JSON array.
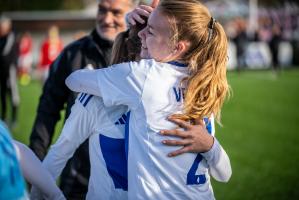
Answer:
[{"xmin": 167, "ymin": 61, "xmax": 188, "ymax": 67}]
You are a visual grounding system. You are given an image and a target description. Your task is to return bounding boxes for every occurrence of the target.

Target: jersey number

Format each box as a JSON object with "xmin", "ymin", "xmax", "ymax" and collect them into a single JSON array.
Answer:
[
  {"xmin": 187, "ymin": 154, "xmax": 206, "ymax": 185},
  {"xmin": 187, "ymin": 117, "xmax": 212, "ymax": 185}
]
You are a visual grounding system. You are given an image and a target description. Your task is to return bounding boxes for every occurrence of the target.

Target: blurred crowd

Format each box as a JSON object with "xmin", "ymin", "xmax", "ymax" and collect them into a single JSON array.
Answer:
[
  {"xmin": 225, "ymin": 4, "xmax": 299, "ymax": 70},
  {"xmin": 0, "ymin": 16, "xmax": 66, "ymax": 127}
]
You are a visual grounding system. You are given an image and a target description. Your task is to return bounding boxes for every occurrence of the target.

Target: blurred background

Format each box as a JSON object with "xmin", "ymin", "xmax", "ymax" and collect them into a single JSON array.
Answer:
[{"xmin": 0, "ymin": 0, "xmax": 299, "ymax": 199}]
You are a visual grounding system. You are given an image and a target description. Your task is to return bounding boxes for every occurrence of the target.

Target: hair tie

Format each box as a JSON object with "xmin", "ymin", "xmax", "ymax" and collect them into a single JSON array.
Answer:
[
  {"xmin": 208, "ymin": 17, "xmax": 216, "ymax": 29},
  {"xmin": 208, "ymin": 17, "xmax": 216, "ymax": 42}
]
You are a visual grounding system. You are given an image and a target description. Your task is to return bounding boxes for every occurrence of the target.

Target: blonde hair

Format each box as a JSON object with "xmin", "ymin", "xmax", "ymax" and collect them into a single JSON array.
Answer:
[
  {"xmin": 110, "ymin": 22, "xmax": 146, "ymax": 64},
  {"xmin": 159, "ymin": 0, "xmax": 230, "ymax": 123}
]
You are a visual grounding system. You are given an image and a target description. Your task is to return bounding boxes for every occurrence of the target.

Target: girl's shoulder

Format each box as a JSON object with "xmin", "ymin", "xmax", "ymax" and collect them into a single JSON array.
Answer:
[
  {"xmin": 127, "ymin": 59, "xmax": 158, "ymax": 73},
  {"xmin": 130, "ymin": 59, "xmax": 172, "ymax": 71}
]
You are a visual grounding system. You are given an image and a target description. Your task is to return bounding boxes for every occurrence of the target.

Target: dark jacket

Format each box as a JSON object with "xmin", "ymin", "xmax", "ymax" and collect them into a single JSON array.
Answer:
[{"xmin": 29, "ymin": 30, "xmax": 113, "ymax": 199}]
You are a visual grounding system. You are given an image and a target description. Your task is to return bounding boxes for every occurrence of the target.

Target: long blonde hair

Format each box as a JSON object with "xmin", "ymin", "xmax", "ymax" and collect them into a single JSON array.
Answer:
[{"xmin": 159, "ymin": 0, "xmax": 230, "ymax": 123}]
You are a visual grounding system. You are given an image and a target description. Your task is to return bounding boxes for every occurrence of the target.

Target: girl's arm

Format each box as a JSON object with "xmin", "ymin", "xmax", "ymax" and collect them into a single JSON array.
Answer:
[
  {"xmin": 66, "ymin": 61, "xmax": 150, "ymax": 108},
  {"xmin": 13, "ymin": 141, "xmax": 65, "ymax": 200},
  {"xmin": 65, "ymin": 69, "xmax": 101, "ymax": 96},
  {"xmin": 30, "ymin": 94, "xmax": 96, "ymax": 198},
  {"xmin": 41, "ymin": 94, "xmax": 96, "ymax": 180},
  {"xmin": 201, "ymin": 138, "xmax": 232, "ymax": 182}
]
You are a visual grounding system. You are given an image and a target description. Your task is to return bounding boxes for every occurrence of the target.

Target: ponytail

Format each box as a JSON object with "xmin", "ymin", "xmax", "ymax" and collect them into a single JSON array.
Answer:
[{"xmin": 160, "ymin": 0, "xmax": 230, "ymax": 124}]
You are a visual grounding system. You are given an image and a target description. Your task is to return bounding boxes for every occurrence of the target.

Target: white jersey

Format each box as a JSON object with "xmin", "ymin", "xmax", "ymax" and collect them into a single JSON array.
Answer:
[
  {"xmin": 66, "ymin": 59, "xmax": 232, "ymax": 200},
  {"xmin": 42, "ymin": 94, "xmax": 129, "ymax": 200}
]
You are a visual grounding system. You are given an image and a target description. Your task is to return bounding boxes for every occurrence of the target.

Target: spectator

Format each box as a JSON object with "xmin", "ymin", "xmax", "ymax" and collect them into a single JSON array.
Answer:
[
  {"xmin": 233, "ymin": 17, "xmax": 248, "ymax": 71},
  {"xmin": 269, "ymin": 23, "xmax": 282, "ymax": 73},
  {"xmin": 18, "ymin": 31, "xmax": 33, "ymax": 86},
  {"xmin": 0, "ymin": 16, "xmax": 19, "ymax": 128},
  {"xmin": 38, "ymin": 25, "xmax": 63, "ymax": 83},
  {"xmin": 29, "ymin": 0, "xmax": 139, "ymax": 199}
]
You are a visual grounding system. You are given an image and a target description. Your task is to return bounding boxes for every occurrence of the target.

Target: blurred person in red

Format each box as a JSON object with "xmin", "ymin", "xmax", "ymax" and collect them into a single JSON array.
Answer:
[
  {"xmin": 18, "ymin": 31, "xmax": 33, "ymax": 86},
  {"xmin": 38, "ymin": 25, "xmax": 63, "ymax": 83}
]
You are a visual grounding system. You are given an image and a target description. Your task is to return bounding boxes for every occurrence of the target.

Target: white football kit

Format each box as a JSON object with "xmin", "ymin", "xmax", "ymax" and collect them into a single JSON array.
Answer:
[
  {"xmin": 42, "ymin": 94, "xmax": 129, "ymax": 200},
  {"xmin": 66, "ymin": 59, "xmax": 232, "ymax": 200}
]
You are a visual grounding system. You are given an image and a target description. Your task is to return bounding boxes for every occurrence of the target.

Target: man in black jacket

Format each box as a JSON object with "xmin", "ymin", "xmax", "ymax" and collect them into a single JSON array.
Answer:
[{"xmin": 29, "ymin": 0, "xmax": 139, "ymax": 199}]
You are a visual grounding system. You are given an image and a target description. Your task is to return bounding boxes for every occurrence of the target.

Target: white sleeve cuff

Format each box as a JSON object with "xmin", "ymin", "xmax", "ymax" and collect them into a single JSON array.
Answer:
[{"xmin": 201, "ymin": 137, "xmax": 221, "ymax": 162}]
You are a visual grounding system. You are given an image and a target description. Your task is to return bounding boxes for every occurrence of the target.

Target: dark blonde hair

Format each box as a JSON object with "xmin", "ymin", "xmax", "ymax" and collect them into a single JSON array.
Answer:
[
  {"xmin": 159, "ymin": 0, "xmax": 230, "ymax": 123},
  {"xmin": 110, "ymin": 22, "xmax": 146, "ymax": 64}
]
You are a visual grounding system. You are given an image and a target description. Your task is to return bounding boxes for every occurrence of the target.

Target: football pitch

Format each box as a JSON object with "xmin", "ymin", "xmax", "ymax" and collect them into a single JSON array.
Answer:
[{"xmin": 10, "ymin": 68, "xmax": 299, "ymax": 200}]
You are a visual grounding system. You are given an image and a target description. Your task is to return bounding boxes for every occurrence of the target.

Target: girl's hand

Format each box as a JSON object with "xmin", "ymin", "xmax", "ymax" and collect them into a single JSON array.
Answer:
[
  {"xmin": 160, "ymin": 117, "xmax": 214, "ymax": 157},
  {"xmin": 126, "ymin": 0, "xmax": 159, "ymax": 25}
]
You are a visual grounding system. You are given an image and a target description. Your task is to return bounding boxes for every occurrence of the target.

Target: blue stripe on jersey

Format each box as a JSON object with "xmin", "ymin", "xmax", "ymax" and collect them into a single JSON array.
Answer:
[
  {"xmin": 203, "ymin": 117, "xmax": 212, "ymax": 134},
  {"xmin": 79, "ymin": 93, "xmax": 87, "ymax": 103},
  {"xmin": 83, "ymin": 94, "xmax": 93, "ymax": 107},
  {"xmin": 187, "ymin": 154, "xmax": 206, "ymax": 185},
  {"xmin": 124, "ymin": 111, "xmax": 131, "ymax": 161},
  {"xmin": 99, "ymin": 135, "xmax": 128, "ymax": 191},
  {"xmin": 114, "ymin": 113, "xmax": 129, "ymax": 125},
  {"xmin": 118, "ymin": 118, "xmax": 125, "ymax": 125},
  {"xmin": 78, "ymin": 93, "xmax": 84, "ymax": 101}
]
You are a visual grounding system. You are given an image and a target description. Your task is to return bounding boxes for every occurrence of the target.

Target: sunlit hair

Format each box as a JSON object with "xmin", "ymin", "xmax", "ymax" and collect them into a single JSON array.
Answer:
[
  {"xmin": 159, "ymin": 0, "xmax": 230, "ymax": 124},
  {"xmin": 110, "ymin": 21, "xmax": 146, "ymax": 64}
]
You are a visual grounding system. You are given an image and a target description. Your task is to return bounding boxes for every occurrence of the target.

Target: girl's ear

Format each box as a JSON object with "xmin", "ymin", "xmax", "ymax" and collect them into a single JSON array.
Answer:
[{"xmin": 172, "ymin": 40, "xmax": 191, "ymax": 58}]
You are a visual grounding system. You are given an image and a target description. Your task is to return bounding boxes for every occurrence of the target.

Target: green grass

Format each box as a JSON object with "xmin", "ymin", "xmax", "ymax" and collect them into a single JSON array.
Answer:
[
  {"xmin": 8, "ymin": 69, "xmax": 299, "ymax": 199},
  {"xmin": 212, "ymin": 69, "xmax": 299, "ymax": 200},
  {"xmin": 11, "ymin": 81, "xmax": 64, "ymax": 145}
]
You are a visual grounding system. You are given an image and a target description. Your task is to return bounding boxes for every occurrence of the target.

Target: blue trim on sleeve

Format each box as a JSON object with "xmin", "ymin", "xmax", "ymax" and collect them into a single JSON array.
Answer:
[
  {"xmin": 78, "ymin": 93, "xmax": 84, "ymax": 101},
  {"xmin": 79, "ymin": 93, "xmax": 87, "ymax": 103}
]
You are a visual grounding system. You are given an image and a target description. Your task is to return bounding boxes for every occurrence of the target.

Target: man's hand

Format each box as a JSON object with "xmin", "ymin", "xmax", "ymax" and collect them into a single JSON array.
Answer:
[{"xmin": 160, "ymin": 117, "xmax": 214, "ymax": 157}]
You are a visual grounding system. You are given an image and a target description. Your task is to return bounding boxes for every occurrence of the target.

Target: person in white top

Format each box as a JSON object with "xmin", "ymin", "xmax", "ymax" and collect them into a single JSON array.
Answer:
[{"xmin": 66, "ymin": 0, "xmax": 232, "ymax": 199}]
